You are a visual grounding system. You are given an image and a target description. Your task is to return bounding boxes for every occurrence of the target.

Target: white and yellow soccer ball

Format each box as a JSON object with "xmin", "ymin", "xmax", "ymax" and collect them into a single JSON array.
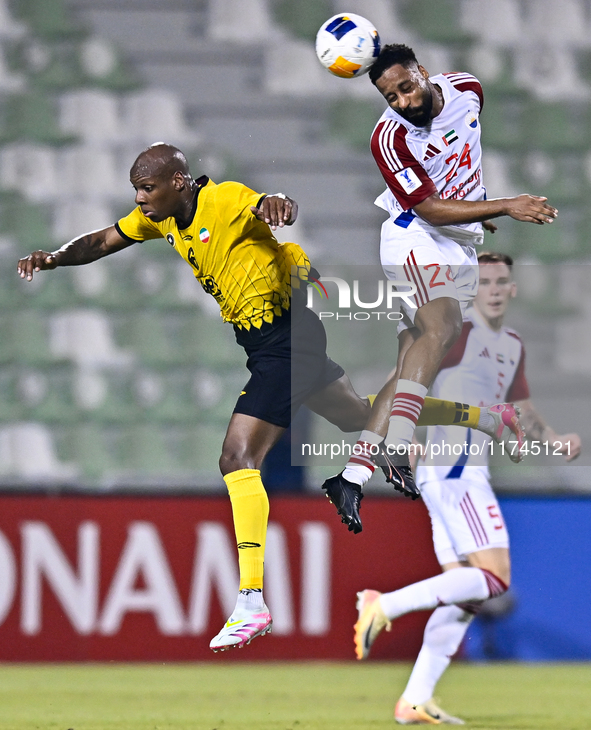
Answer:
[{"xmin": 315, "ymin": 13, "xmax": 381, "ymax": 79}]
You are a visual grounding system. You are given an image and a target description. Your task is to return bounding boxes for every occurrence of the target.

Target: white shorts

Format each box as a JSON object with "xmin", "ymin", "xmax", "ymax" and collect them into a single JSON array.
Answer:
[
  {"xmin": 380, "ymin": 217, "xmax": 480, "ymax": 333},
  {"xmin": 420, "ymin": 475, "xmax": 510, "ymax": 566}
]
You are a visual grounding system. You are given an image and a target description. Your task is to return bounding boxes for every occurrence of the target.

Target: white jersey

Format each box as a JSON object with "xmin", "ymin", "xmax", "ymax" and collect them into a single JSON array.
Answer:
[
  {"xmin": 417, "ymin": 306, "xmax": 530, "ymax": 485},
  {"xmin": 371, "ymin": 72, "xmax": 485, "ymax": 238}
]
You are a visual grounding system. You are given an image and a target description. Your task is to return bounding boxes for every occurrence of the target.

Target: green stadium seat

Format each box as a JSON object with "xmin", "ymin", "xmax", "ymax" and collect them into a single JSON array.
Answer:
[
  {"xmin": 11, "ymin": 0, "xmax": 84, "ymax": 40},
  {"xmin": 1, "ymin": 91, "xmax": 76, "ymax": 145},
  {"xmin": 399, "ymin": 0, "xmax": 473, "ymax": 44},
  {"xmin": 328, "ymin": 98, "xmax": 384, "ymax": 151},
  {"xmin": 68, "ymin": 421, "xmax": 119, "ymax": 480},
  {"xmin": 0, "ymin": 367, "xmax": 25, "ymax": 422},
  {"xmin": 21, "ymin": 365, "xmax": 79, "ymax": 424},
  {"xmin": 524, "ymin": 102, "xmax": 591, "ymax": 152},
  {"xmin": 479, "ymin": 91, "xmax": 529, "ymax": 150},
  {"xmin": 120, "ymin": 310, "xmax": 181, "ymax": 367},
  {"xmin": 178, "ymin": 423, "xmax": 228, "ymax": 472},
  {"xmin": 7, "ymin": 310, "xmax": 58, "ymax": 366},
  {"xmin": 132, "ymin": 367, "xmax": 197, "ymax": 425},
  {"xmin": 121, "ymin": 423, "xmax": 177, "ymax": 473},
  {"xmin": 272, "ymin": 0, "xmax": 333, "ymax": 42}
]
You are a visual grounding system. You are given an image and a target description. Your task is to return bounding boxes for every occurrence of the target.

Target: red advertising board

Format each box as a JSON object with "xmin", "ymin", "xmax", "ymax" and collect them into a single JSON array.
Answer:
[{"xmin": 0, "ymin": 495, "xmax": 440, "ymax": 661}]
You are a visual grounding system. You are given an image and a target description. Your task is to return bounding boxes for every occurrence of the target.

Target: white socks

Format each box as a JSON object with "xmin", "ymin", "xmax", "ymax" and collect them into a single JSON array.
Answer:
[
  {"xmin": 385, "ymin": 379, "xmax": 428, "ymax": 450},
  {"xmin": 379, "ymin": 567, "xmax": 493, "ymax": 620},
  {"xmin": 342, "ymin": 430, "xmax": 382, "ymax": 486},
  {"xmin": 402, "ymin": 605, "xmax": 475, "ymax": 706},
  {"xmin": 234, "ymin": 588, "xmax": 265, "ymax": 614}
]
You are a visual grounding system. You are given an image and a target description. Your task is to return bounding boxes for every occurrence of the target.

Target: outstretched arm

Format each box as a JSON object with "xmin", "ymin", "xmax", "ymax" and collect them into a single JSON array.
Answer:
[
  {"xmin": 413, "ymin": 193, "xmax": 558, "ymax": 228},
  {"xmin": 250, "ymin": 193, "xmax": 298, "ymax": 231},
  {"xmin": 516, "ymin": 398, "xmax": 581, "ymax": 461},
  {"xmin": 17, "ymin": 225, "xmax": 134, "ymax": 281}
]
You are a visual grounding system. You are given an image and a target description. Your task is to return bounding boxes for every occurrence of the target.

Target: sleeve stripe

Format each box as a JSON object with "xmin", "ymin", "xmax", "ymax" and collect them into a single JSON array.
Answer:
[
  {"xmin": 114, "ymin": 221, "xmax": 144, "ymax": 243},
  {"xmin": 378, "ymin": 119, "xmax": 403, "ymax": 173}
]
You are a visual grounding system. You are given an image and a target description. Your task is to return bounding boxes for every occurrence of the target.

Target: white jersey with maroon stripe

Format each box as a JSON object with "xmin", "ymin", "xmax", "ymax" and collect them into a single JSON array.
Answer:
[
  {"xmin": 417, "ymin": 306, "xmax": 530, "ymax": 486},
  {"xmin": 371, "ymin": 72, "xmax": 485, "ymax": 237}
]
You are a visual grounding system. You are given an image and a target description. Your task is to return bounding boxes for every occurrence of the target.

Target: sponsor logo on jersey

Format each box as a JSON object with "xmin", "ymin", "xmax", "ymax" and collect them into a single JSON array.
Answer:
[
  {"xmin": 479, "ymin": 347, "xmax": 491, "ymax": 358},
  {"xmin": 199, "ymin": 227, "xmax": 210, "ymax": 243},
  {"xmin": 187, "ymin": 247, "xmax": 199, "ymax": 271},
  {"xmin": 165, "ymin": 233, "xmax": 175, "ymax": 247},
  {"xmin": 395, "ymin": 167, "xmax": 423, "ymax": 194},
  {"xmin": 442, "ymin": 129, "xmax": 459, "ymax": 146},
  {"xmin": 465, "ymin": 111, "xmax": 478, "ymax": 129}
]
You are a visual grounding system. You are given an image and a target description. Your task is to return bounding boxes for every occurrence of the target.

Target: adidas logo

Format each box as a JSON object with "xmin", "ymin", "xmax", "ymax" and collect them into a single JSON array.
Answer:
[
  {"xmin": 423, "ymin": 143, "xmax": 441, "ymax": 161},
  {"xmin": 479, "ymin": 347, "xmax": 491, "ymax": 358}
]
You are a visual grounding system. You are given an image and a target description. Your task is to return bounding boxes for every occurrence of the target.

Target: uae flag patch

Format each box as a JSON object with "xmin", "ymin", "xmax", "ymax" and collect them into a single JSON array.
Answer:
[{"xmin": 442, "ymin": 129, "xmax": 459, "ymax": 146}]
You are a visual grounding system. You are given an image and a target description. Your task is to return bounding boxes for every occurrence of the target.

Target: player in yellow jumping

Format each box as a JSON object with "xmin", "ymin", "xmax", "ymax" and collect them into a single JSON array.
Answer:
[{"xmin": 17, "ymin": 143, "xmax": 523, "ymax": 652}]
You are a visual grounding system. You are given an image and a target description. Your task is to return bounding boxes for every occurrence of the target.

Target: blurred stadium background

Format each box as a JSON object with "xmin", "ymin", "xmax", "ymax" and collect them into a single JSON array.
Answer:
[{"xmin": 0, "ymin": 0, "xmax": 590, "ymax": 665}]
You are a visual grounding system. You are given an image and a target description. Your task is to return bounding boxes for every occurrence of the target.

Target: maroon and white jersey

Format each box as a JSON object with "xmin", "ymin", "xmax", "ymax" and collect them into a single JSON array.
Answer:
[
  {"xmin": 372, "ymin": 72, "xmax": 485, "ymax": 237},
  {"xmin": 417, "ymin": 306, "xmax": 530, "ymax": 485}
]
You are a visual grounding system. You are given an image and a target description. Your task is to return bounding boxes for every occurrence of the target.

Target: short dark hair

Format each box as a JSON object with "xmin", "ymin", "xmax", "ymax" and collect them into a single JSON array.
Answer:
[
  {"xmin": 369, "ymin": 44, "xmax": 418, "ymax": 85},
  {"xmin": 477, "ymin": 251, "xmax": 514, "ymax": 270}
]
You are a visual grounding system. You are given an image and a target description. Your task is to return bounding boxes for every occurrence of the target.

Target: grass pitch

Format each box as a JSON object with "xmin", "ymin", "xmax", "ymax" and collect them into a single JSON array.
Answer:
[{"xmin": 0, "ymin": 661, "xmax": 590, "ymax": 730}]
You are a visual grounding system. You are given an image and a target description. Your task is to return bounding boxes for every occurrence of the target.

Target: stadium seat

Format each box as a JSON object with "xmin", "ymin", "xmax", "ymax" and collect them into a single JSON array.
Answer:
[
  {"xmin": 2, "ymin": 91, "xmax": 74, "ymax": 145},
  {"xmin": 460, "ymin": 0, "xmax": 522, "ymax": 47},
  {"xmin": 0, "ymin": 143, "xmax": 59, "ymax": 203},
  {"xmin": 58, "ymin": 145, "xmax": 124, "ymax": 201},
  {"xmin": 59, "ymin": 89, "xmax": 123, "ymax": 143},
  {"xmin": 0, "ymin": 367, "xmax": 25, "ymax": 422},
  {"xmin": 515, "ymin": 45, "xmax": 589, "ymax": 102},
  {"xmin": 208, "ymin": 0, "xmax": 276, "ymax": 41},
  {"xmin": 49, "ymin": 309, "xmax": 134, "ymax": 368},
  {"xmin": 272, "ymin": 0, "xmax": 332, "ymax": 41},
  {"xmin": 522, "ymin": 0, "xmax": 590, "ymax": 48},
  {"xmin": 121, "ymin": 423, "xmax": 177, "ymax": 473},
  {"xmin": 0, "ymin": 0, "xmax": 26, "ymax": 39},
  {"xmin": 123, "ymin": 90, "xmax": 200, "ymax": 148},
  {"xmin": 10, "ymin": 0, "xmax": 83, "ymax": 40},
  {"xmin": 131, "ymin": 367, "xmax": 197, "ymax": 425},
  {"xmin": 0, "ymin": 422, "xmax": 79, "ymax": 482},
  {"xmin": 68, "ymin": 421, "xmax": 120, "ymax": 480},
  {"xmin": 399, "ymin": 0, "xmax": 473, "ymax": 44},
  {"xmin": 7, "ymin": 310, "xmax": 59, "ymax": 366},
  {"xmin": 120, "ymin": 310, "xmax": 182, "ymax": 367},
  {"xmin": 524, "ymin": 102, "xmax": 591, "ymax": 151},
  {"xmin": 0, "ymin": 45, "xmax": 25, "ymax": 93},
  {"xmin": 22, "ymin": 365, "xmax": 79, "ymax": 424},
  {"xmin": 479, "ymin": 91, "xmax": 529, "ymax": 149}
]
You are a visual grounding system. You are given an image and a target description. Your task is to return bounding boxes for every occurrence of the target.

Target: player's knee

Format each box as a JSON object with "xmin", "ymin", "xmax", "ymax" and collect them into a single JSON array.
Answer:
[
  {"xmin": 421, "ymin": 323, "xmax": 460, "ymax": 358},
  {"xmin": 219, "ymin": 447, "xmax": 255, "ymax": 476}
]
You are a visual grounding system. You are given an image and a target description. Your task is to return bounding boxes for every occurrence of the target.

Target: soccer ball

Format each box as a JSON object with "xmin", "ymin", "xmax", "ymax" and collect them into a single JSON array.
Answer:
[{"xmin": 315, "ymin": 13, "xmax": 381, "ymax": 79}]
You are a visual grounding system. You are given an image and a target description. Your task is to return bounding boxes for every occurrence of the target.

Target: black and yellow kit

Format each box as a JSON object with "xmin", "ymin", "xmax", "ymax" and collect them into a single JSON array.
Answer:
[{"xmin": 116, "ymin": 177, "xmax": 343, "ymax": 427}]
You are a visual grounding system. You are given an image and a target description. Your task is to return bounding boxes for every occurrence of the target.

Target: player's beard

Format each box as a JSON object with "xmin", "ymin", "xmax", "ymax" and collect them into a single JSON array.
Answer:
[{"xmin": 398, "ymin": 87, "xmax": 434, "ymax": 127}]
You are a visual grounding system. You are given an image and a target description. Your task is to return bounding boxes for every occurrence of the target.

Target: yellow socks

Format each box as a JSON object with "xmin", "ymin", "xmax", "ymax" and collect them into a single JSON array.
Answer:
[
  {"xmin": 224, "ymin": 468, "xmax": 269, "ymax": 591},
  {"xmin": 418, "ymin": 397, "xmax": 480, "ymax": 428},
  {"xmin": 367, "ymin": 395, "xmax": 481, "ymax": 429}
]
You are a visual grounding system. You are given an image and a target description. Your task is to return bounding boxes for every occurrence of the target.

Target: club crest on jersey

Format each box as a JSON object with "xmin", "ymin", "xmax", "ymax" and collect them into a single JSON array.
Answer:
[
  {"xmin": 465, "ymin": 111, "xmax": 478, "ymax": 129},
  {"xmin": 199, "ymin": 227, "xmax": 210, "ymax": 243},
  {"xmin": 166, "ymin": 233, "xmax": 175, "ymax": 247},
  {"xmin": 442, "ymin": 129, "xmax": 459, "ymax": 146},
  {"xmin": 395, "ymin": 167, "xmax": 422, "ymax": 194}
]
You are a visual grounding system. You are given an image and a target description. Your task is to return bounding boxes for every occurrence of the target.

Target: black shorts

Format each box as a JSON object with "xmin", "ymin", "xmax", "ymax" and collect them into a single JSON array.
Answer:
[{"xmin": 233, "ymin": 307, "xmax": 345, "ymax": 428}]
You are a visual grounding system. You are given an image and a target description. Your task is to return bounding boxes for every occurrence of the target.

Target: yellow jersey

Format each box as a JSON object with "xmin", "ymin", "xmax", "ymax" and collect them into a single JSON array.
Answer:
[{"xmin": 116, "ymin": 177, "xmax": 310, "ymax": 331}]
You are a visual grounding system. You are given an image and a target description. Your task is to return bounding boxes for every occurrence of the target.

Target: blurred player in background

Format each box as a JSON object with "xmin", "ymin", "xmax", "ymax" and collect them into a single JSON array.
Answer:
[
  {"xmin": 16, "ymin": 143, "xmax": 514, "ymax": 651},
  {"xmin": 325, "ymin": 44, "xmax": 558, "ymax": 525},
  {"xmin": 354, "ymin": 252, "xmax": 581, "ymax": 725}
]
